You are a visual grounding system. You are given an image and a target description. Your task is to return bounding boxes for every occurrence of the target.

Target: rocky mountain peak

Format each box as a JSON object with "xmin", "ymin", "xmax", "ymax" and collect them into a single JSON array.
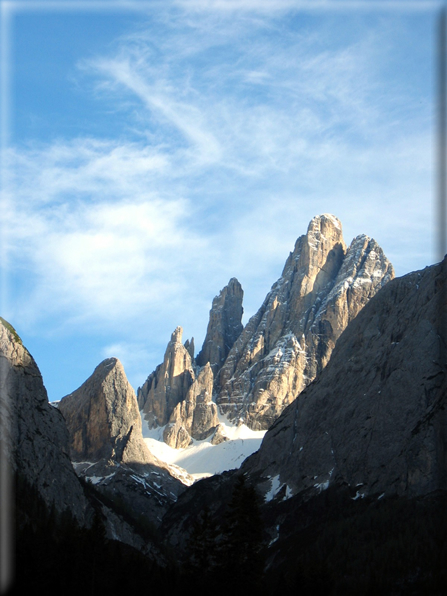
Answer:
[
  {"xmin": 171, "ymin": 326, "xmax": 183, "ymax": 344},
  {"xmin": 163, "ymin": 361, "xmax": 219, "ymax": 448},
  {"xmin": 196, "ymin": 278, "xmax": 244, "ymax": 374},
  {"xmin": 138, "ymin": 215, "xmax": 393, "ymax": 443},
  {"xmin": 58, "ymin": 356, "xmax": 154, "ymax": 465},
  {"xmin": 138, "ymin": 326, "xmax": 195, "ymax": 430},
  {"xmin": 217, "ymin": 215, "xmax": 394, "ymax": 430},
  {"xmin": 243, "ymin": 256, "xmax": 447, "ymax": 500}
]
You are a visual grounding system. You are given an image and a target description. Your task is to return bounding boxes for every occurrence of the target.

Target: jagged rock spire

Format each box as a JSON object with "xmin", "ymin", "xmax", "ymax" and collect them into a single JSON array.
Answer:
[
  {"xmin": 138, "ymin": 327, "xmax": 220, "ymax": 448},
  {"xmin": 217, "ymin": 214, "xmax": 394, "ymax": 430},
  {"xmin": 137, "ymin": 326, "xmax": 195, "ymax": 430},
  {"xmin": 196, "ymin": 278, "xmax": 244, "ymax": 374}
]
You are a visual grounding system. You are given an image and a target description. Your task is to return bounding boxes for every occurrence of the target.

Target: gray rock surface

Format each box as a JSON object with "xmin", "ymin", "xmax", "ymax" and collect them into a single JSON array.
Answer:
[
  {"xmin": 196, "ymin": 278, "xmax": 244, "ymax": 374},
  {"xmin": 217, "ymin": 214, "xmax": 394, "ymax": 430},
  {"xmin": 59, "ymin": 357, "xmax": 156, "ymax": 465},
  {"xmin": 242, "ymin": 257, "xmax": 447, "ymax": 500},
  {"xmin": 59, "ymin": 356, "xmax": 194, "ymax": 527},
  {"xmin": 0, "ymin": 318, "xmax": 88, "ymax": 524}
]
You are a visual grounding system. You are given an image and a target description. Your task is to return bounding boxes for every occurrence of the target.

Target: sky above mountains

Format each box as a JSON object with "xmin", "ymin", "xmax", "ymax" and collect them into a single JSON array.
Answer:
[{"xmin": 0, "ymin": 0, "xmax": 438, "ymax": 401}]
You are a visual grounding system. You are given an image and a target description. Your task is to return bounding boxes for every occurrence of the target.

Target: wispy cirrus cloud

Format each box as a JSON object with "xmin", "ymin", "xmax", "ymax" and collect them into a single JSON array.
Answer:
[{"xmin": 2, "ymin": 7, "xmax": 434, "ymax": 395}]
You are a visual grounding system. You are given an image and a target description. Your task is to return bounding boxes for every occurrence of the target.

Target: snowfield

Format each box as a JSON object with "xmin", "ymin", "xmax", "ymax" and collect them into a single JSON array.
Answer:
[{"xmin": 141, "ymin": 411, "xmax": 266, "ymax": 480}]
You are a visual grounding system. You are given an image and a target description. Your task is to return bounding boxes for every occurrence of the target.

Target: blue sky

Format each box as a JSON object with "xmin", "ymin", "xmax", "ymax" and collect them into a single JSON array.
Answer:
[{"xmin": 0, "ymin": 0, "xmax": 440, "ymax": 402}]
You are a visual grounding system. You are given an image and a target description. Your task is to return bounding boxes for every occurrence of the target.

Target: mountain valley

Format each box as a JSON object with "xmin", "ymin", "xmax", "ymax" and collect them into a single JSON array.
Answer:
[{"xmin": 1, "ymin": 214, "xmax": 446, "ymax": 595}]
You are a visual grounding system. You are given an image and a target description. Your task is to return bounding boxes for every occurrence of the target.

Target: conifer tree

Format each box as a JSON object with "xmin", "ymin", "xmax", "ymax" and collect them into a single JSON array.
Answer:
[{"xmin": 217, "ymin": 474, "xmax": 265, "ymax": 591}]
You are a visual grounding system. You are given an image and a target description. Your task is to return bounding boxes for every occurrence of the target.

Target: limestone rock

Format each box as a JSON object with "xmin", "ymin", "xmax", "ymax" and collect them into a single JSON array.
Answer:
[
  {"xmin": 243, "ymin": 256, "xmax": 447, "ymax": 500},
  {"xmin": 138, "ymin": 328, "xmax": 220, "ymax": 448},
  {"xmin": 211, "ymin": 424, "xmax": 230, "ymax": 445},
  {"xmin": 163, "ymin": 363, "xmax": 219, "ymax": 448},
  {"xmin": 138, "ymin": 327, "xmax": 195, "ymax": 429},
  {"xmin": 217, "ymin": 214, "xmax": 394, "ymax": 430},
  {"xmin": 59, "ymin": 356, "xmax": 194, "ymax": 527},
  {"xmin": 59, "ymin": 357, "xmax": 155, "ymax": 466},
  {"xmin": 196, "ymin": 278, "xmax": 244, "ymax": 374},
  {"xmin": 0, "ymin": 317, "xmax": 88, "ymax": 524},
  {"xmin": 184, "ymin": 337, "xmax": 195, "ymax": 360}
]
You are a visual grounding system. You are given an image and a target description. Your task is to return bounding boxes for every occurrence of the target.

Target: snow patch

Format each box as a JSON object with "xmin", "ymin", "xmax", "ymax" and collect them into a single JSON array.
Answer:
[
  {"xmin": 140, "ymin": 410, "xmax": 265, "ymax": 480},
  {"xmin": 265, "ymin": 475, "xmax": 283, "ymax": 502},
  {"xmin": 314, "ymin": 479, "xmax": 330, "ymax": 492}
]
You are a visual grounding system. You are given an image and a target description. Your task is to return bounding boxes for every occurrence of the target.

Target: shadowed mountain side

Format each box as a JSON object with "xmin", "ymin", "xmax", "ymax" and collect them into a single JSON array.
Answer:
[
  {"xmin": 0, "ymin": 317, "xmax": 89, "ymax": 524},
  {"xmin": 160, "ymin": 258, "xmax": 446, "ymax": 594},
  {"xmin": 242, "ymin": 256, "xmax": 447, "ymax": 500}
]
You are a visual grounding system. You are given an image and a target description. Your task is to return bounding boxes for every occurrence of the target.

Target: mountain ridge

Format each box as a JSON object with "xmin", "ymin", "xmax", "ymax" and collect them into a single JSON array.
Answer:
[{"xmin": 137, "ymin": 214, "xmax": 394, "ymax": 448}]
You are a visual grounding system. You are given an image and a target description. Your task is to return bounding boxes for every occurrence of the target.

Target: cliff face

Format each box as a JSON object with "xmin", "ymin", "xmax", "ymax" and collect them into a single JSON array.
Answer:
[
  {"xmin": 137, "ymin": 278, "xmax": 244, "ymax": 449},
  {"xmin": 243, "ymin": 256, "xmax": 447, "ymax": 500},
  {"xmin": 0, "ymin": 318, "xmax": 88, "ymax": 524},
  {"xmin": 138, "ymin": 327, "xmax": 195, "ymax": 431},
  {"xmin": 160, "ymin": 257, "xmax": 447, "ymax": 573},
  {"xmin": 58, "ymin": 357, "xmax": 155, "ymax": 465},
  {"xmin": 163, "ymin": 362, "xmax": 219, "ymax": 448},
  {"xmin": 196, "ymin": 277, "xmax": 244, "ymax": 375},
  {"xmin": 58, "ymin": 356, "xmax": 194, "ymax": 529},
  {"xmin": 216, "ymin": 214, "xmax": 394, "ymax": 430},
  {"xmin": 137, "ymin": 215, "xmax": 394, "ymax": 446}
]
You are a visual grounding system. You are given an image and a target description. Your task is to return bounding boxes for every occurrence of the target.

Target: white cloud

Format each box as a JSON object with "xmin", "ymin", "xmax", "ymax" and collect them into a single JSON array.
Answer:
[
  {"xmin": 88, "ymin": 57, "xmax": 223, "ymax": 164},
  {"xmin": 2, "ymin": 8, "xmax": 434, "ymax": 350}
]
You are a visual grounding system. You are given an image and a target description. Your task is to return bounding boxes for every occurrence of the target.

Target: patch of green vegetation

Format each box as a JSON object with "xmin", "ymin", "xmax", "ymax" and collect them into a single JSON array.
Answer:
[{"xmin": 0, "ymin": 316, "xmax": 22, "ymax": 344}]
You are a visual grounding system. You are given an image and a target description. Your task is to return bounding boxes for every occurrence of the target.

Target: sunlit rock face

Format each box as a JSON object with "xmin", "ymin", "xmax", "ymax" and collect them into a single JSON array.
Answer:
[
  {"xmin": 137, "ymin": 215, "xmax": 393, "ymax": 444},
  {"xmin": 138, "ymin": 277, "xmax": 244, "ymax": 449},
  {"xmin": 243, "ymin": 257, "xmax": 447, "ymax": 500},
  {"xmin": 58, "ymin": 356, "xmax": 194, "ymax": 529},
  {"xmin": 163, "ymin": 363, "xmax": 218, "ymax": 448},
  {"xmin": 59, "ymin": 357, "xmax": 155, "ymax": 465},
  {"xmin": 138, "ymin": 327, "xmax": 220, "ymax": 449},
  {"xmin": 138, "ymin": 327, "xmax": 196, "ymax": 430},
  {"xmin": 216, "ymin": 214, "xmax": 394, "ymax": 430}
]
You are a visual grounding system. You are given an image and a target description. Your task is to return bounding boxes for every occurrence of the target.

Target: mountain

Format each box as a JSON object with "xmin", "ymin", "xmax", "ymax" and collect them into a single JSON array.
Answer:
[
  {"xmin": 0, "ymin": 317, "xmax": 88, "ymax": 525},
  {"xmin": 3, "ymin": 248, "xmax": 446, "ymax": 594},
  {"xmin": 59, "ymin": 357, "xmax": 159, "ymax": 465},
  {"xmin": 0, "ymin": 317, "xmax": 186, "ymax": 582},
  {"xmin": 139, "ymin": 214, "xmax": 394, "ymax": 449},
  {"xmin": 217, "ymin": 214, "xmax": 394, "ymax": 430},
  {"xmin": 196, "ymin": 277, "xmax": 244, "ymax": 374},
  {"xmin": 161, "ymin": 256, "xmax": 447, "ymax": 589},
  {"xmin": 243, "ymin": 255, "xmax": 447, "ymax": 499},
  {"xmin": 58, "ymin": 357, "xmax": 193, "ymax": 527},
  {"xmin": 137, "ymin": 276, "xmax": 245, "ymax": 448},
  {"xmin": 0, "ymin": 321, "xmax": 184, "ymax": 595}
]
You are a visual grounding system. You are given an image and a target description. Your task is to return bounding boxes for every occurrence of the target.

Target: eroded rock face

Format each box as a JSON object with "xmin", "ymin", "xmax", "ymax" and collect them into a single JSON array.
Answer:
[
  {"xmin": 217, "ymin": 214, "xmax": 394, "ymax": 430},
  {"xmin": 0, "ymin": 318, "xmax": 88, "ymax": 523},
  {"xmin": 59, "ymin": 357, "xmax": 155, "ymax": 466},
  {"xmin": 163, "ymin": 363, "xmax": 218, "ymax": 448},
  {"xmin": 137, "ymin": 327, "xmax": 195, "ymax": 429},
  {"xmin": 196, "ymin": 278, "xmax": 244, "ymax": 375},
  {"xmin": 58, "ymin": 356, "xmax": 194, "ymax": 528},
  {"xmin": 243, "ymin": 257, "xmax": 447, "ymax": 500},
  {"xmin": 138, "ymin": 328, "xmax": 220, "ymax": 448}
]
